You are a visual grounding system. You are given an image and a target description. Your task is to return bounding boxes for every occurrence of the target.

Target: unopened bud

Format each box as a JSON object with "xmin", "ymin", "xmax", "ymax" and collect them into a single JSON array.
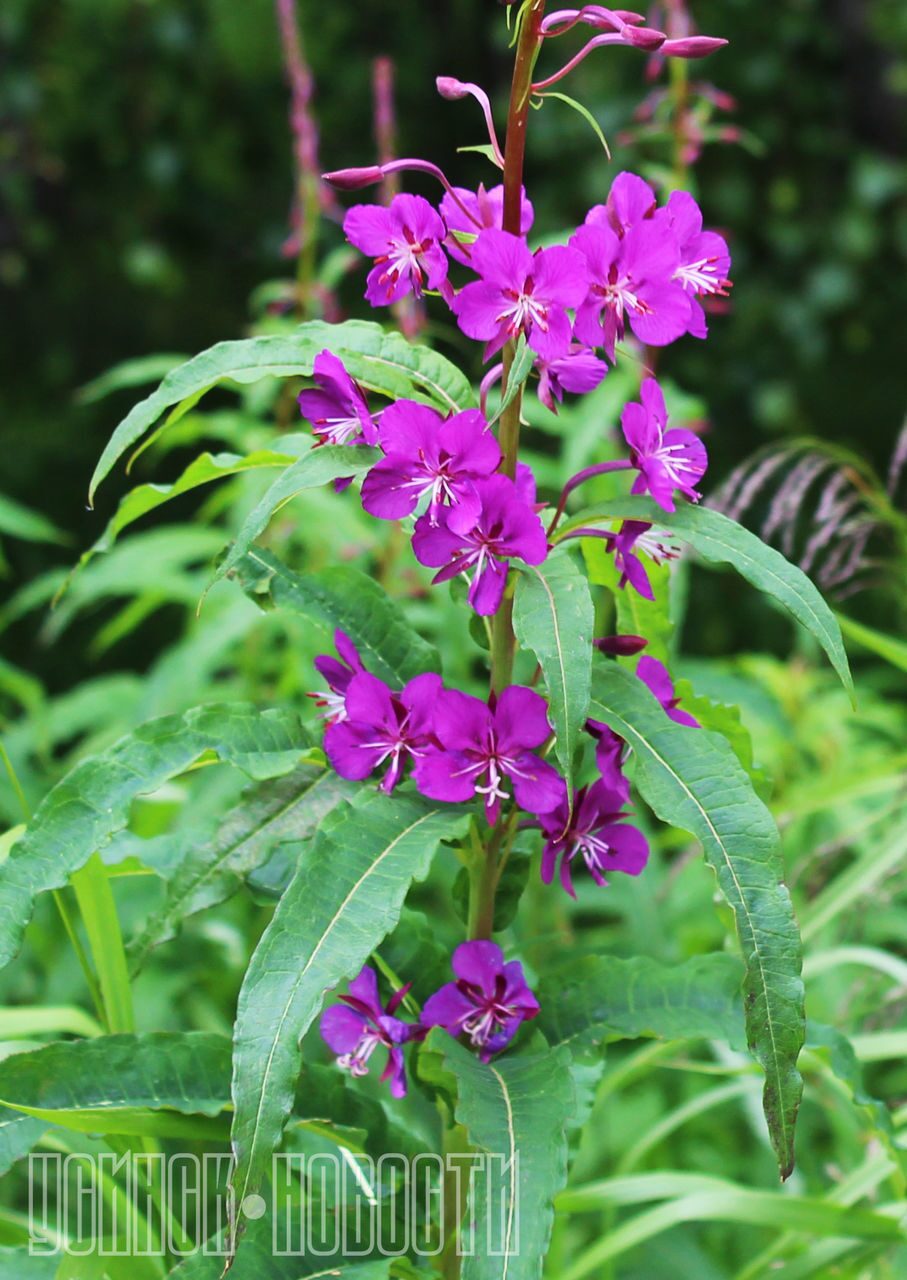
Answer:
[
  {"xmin": 321, "ymin": 165, "xmax": 383, "ymax": 191},
  {"xmin": 660, "ymin": 36, "xmax": 728, "ymax": 58},
  {"xmin": 625, "ymin": 25, "xmax": 668, "ymax": 50},
  {"xmin": 594, "ymin": 635, "xmax": 649, "ymax": 656},
  {"xmin": 436, "ymin": 76, "xmax": 469, "ymax": 100}
]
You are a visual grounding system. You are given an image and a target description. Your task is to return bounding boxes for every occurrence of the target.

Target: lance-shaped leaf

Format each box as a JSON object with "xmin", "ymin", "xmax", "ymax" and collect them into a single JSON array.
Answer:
[
  {"xmin": 0, "ymin": 703, "xmax": 312, "ymax": 971},
  {"xmin": 436, "ymin": 1033, "xmax": 575, "ymax": 1280},
  {"xmin": 513, "ymin": 549, "xmax": 594, "ymax": 787},
  {"xmin": 559, "ymin": 496, "xmax": 853, "ymax": 697},
  {"xmin": 229, "ymin": 791, "xmax": 470, "ymax": 1245},
  {"xmin": 72, "ymin": 444, "xmax": 308, "ymax": 582},
  {"xmin": 233, "ymin": 547, "xmax": 441, "ymax": 684},
  {"xmin": 214, "ymin": 444, "xmax": 379, "ymax": 585},
  {"xmin": 591, "ymin": 662, "xmax": 805, "ymax": 1179},
  {"xmin": 538, "ymin": 953, "xmax": 747, "ymax": 1051},
  {"xmin": 0, "ymin": 1107, "xmax": 47, "ymax": 1176},
  {"xmin": 0, "ymin": 1032, "xmax": 232, "ymax": 1138},
  {"xmin": 127, "ymin": 766, "xmax": 356, "ymax": 970},
  {"xmin": 490, "ymin": 334, "xmax": 534, "ymax": 424},
  {"xmin": 89, "ymin": 320, "xmax": 474, "ymax": 503}
]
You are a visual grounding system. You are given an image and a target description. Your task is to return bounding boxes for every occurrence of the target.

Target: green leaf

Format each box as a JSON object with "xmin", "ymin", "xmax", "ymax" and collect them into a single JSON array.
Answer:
[
  {"xmin": 0, "ymin": 1250, "xmax": 60, "ymax": 1278},
  {"xmin": 302, "ymin": 318, "xmax": 476, "ymax": 413},
  {"xmin": 213, "ymin": 444, "xmax": 380, "ymax": 585},
  {"xmin": 229, "ymin": 791, "xmax": 470, "ymax": 1238},
  {"xmin": 837, "ymin": 612, "xmax": 907, "ymax": 674},
  {"xmin": 76, "ymin": 352, "xmax": 188, "ymax": 404},
  {"xmin": 0, "ymin": 1106, "xmax": 47, "ymax": 1176},
  {"xmin": 582, "ymin": 535, "xmax": 674, "ymax": 665},
  {"xmin": 89, "ymin": 320, "xmax": 474, "ymax": 503},
  {"xmin": 513, "ymin": 548, "xmax": 594, "ymax": 787},
  {"xmin": 0, "ymin": 492, "xmax": 67, "ymax": 547},
  {"xmin": 590, "ymin": 662, "xmax": 805, "ymax": 1180},
  {"xmin": 538, "ymin": 952, "xmax": 747, "ymax": 1052},
  {"xmin": 233, "ymin": 547, "xmax": 441, "ymax": 684},
  {"xmin": 437, "ymin": 1033, "xmax": 575, "ymax": 1279},
  {"xmin": 560, "ymin": 497, "xmax": 853, "ymax": 697},
  {"xmin": 490, "ymin": 335, "xmax": 534, "ymax": 424},
  {"xmin": 0, "ymin": 1032, "xmax": 231, "ymax": 1138},
  {"xmin": 127, "ymin": 765, "xmax": 355, "ymax": 969},
  {"xmin": 557, "ymin": 1179, "xmax": 905, "ymax": 1280},
  {"xmin": 72, "ymin": 445, "xmax": 307, "ymax": 580},
  {"xmin": 533, "ymin": 90, "xmax": 610, "ymax": 159},
  {"xmin": 0, "ymin": 703, "xmax": 312, "ymax": 972}
]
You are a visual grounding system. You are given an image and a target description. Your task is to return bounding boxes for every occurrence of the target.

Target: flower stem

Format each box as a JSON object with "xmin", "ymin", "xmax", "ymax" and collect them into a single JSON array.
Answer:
[{"xmin": 489, "ymin": 0, "xmax": 547, "ymax": 698}]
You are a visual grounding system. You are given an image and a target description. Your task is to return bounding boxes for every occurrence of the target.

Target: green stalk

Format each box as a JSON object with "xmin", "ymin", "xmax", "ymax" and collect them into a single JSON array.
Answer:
[
  {"xmin": 467, "ymin": 0, "xmax": 547, "ymax": 948},
  {"xmin": 71, "ymin": 853, "xmax": 135, "ymax": 1035},
  {"xmin": 0, "ymin": 741, "xmax": 105, "ymax": 1022}
]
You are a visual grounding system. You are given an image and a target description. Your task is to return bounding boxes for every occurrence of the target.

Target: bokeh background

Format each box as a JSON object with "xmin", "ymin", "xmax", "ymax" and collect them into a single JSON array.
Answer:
[{"xmin": 2, "ymin": 0, "xmax": 906, "ymax": 686}]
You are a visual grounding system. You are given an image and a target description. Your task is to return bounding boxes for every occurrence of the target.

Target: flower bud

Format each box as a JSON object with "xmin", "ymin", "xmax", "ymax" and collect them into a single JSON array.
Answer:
[
  {"xmin": 594, "ymin": 634, "xmax": 649, "ymax": 657},
  {"xmin": 625, "ymin": 25, "xmax": 668, "ymax": 50},
  {"xmin": 321, "ymin": 165, "xmax": 383, "ymax": 191},
  {"xmin": 660, "ymin": 36, "xmax": 728, "ymax": 58},
  {"xmin": 436, "ymin": 76, "xmax": 469, "ymax": 100}
]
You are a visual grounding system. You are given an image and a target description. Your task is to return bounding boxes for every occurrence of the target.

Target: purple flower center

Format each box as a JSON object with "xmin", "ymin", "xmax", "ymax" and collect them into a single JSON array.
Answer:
[
  {"xmin": 375, "ymin": 224, "xmax": 433, "ymax": 295},
  {"xmin": 337, "ymin": 1027, "xmax": 384, "ymax": 1078},
  {"xmin": 497, "ymin": 275, "xmax": 550, "ymax": 338},
  {"xmin": 594, "ymin": 263, "xmax": 653, "ymax": 326},
  {"xmin": 455, "ymin": 975, "xmax": 521, "ymax": 1048}
]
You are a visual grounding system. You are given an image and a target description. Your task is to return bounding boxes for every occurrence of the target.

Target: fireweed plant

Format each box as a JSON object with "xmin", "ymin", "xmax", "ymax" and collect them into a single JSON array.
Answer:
[{"xmin": 0, "ymin": 2, "xmax": 874, "ymax": 1274}]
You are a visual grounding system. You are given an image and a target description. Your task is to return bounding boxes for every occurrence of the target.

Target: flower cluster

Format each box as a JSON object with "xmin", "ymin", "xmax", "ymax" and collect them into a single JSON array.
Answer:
[
  {"xmin": 311, "ymin": 32, "xmax": 729, "ymax": 1095},
  {"xmin": 298, "ymin": 167, "xmax": 726, "ymax": 607},
  {"xmin": 320, "ymin": 942, "xmax": 540, "ymax": 1096}
]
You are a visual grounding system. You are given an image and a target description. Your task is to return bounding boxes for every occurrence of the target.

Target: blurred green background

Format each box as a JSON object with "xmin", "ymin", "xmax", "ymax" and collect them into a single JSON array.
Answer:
[{"xmin": 2, "ymin": 0, "xmax": 906, "ymax": 686}]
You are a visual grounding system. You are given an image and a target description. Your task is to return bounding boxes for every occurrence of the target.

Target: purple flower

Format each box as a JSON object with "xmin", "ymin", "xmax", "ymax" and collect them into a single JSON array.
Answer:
[
  {"xmin": 413, "ymin": 685, "xmax": 565, "ymax": 825},
  {"xmin": 600, "ymin": 171, "xmax": 659, "ymax": 236},
  {"xmin": 297, "ymin": 351, "xmax": 380, "ymax": 447},
  {"xmin": 596, "ymin": 518, "xmax": 681, "ymax": 599},
  {"xmin": 344, "ymin": 193, "xmax": 448, "ymax": 305},
  {"xmin": 637, "ymin": 655, "xmax": 700, "ymax": 727},
  {"xmin": 311, "ymin": 629, "xmax": 365, "ymax": 723},
  {"xmin": 411, "ymin": 475, "xmax": 548, "ymax": 616},
  {"xmin": 656, "ymin": 190, "xmax": 731, "ymax": 339},
  {"xmin": 537, "ymin": 345, "xmax": 609, "ymax": 413},
  {"xmin": 621, "ymin": 378, "xmax": 708, "ymax": 512},
  {"xmin": 361, "ymin": 401, "xmax": 500, "ymax": 524},
  {"xmin": 422, "ymin": 941, "xmax": 540, "ymax": 1061},
  {"xmin": 585, "ymin": 720, "xmax": 631, "ymax": 802},
  {"xmin": 570, "ymin": 218, "xmax": 690, "ymax": 360},
  {"xmin": 451, "ymin": 229, "xmax": 587, "ymax": 361},
  {"xmin": 320, "ymin": 966, "xmax": 419, "ymax": 1098},
  {"xmin": 538, "ymin": 781, "xmax": 649, "ymax": 896},
  {"xmin": 440, "ymin": 183, "xmax": 534, "ymax": 266},
  {"xmin": 325, "ymin": 671, "xmax": 442, "ymax": 793}
]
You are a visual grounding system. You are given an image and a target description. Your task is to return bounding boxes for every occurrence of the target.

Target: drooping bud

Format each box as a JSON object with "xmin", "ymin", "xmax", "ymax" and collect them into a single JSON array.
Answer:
[
  {"xmin": 322, "ymin": 165, "xmax": 383, "ymax": 191},
  {"xmin": 436, "ymin": 76, "xmax": 470, "ymax": 100},
  {"xmin": 624, "ymin": 25, "xmax": 668, "ymax": 50},
  {"xmin": 660, "ymin": 36, "xmax": 728, "ymax": 58}
]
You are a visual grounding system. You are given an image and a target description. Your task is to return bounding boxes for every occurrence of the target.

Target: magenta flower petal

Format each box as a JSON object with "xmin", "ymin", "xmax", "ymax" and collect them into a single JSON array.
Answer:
[
  {"xmin": 494, "ymin": 685, "xmax": 552, "ymax": 752},
  {"xmin": 345, "ymin": 193, "xmax": 448, "ymax": 306},
  {"xmin": 451, "ymin": 230, "xmax": 586, "ymax": 361},
  {"xmin": 637, "ymin": 656, "xmax": 700, "ymax": 727},
  {"xmin": 320, "ymin": 1004, "xmax": 367, "ymax": 1055},
  {"xmin": 298, "ymin": 351, "xmax": 379, "ymax": 447},
  {"xmin": 621, "ymin": 378, "xmax": 707, "ymax": 512},
  {"xmin": 423, "ymin": 941, "xmax": 540, "ymax": 1060},
  {"xmin": 441, "ymin": 183, "xmax": 534, "ymax": 266},
  {"xmin": 451, "ymin": 939, "xmax": 506, "ymax": 989}
]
